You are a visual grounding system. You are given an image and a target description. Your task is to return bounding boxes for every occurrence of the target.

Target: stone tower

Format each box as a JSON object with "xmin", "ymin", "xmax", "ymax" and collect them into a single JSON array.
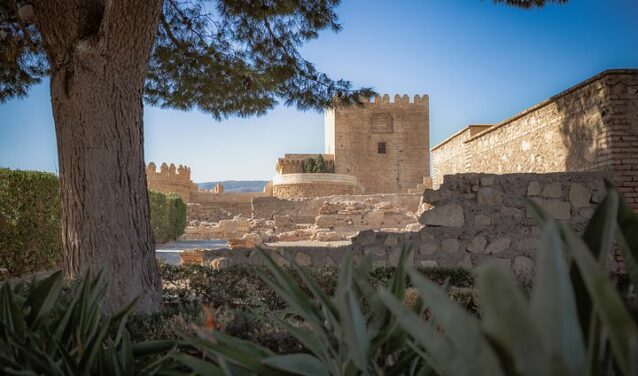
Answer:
[{"xmin": 324, "ymin": 94, "xmax": 430, "ymax": 194}]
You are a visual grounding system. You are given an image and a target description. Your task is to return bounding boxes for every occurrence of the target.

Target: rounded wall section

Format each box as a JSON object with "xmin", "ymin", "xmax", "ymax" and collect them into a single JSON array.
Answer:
[{"xmin": 272, "ymin": 173, "xmax": 363, "ymax": 199}]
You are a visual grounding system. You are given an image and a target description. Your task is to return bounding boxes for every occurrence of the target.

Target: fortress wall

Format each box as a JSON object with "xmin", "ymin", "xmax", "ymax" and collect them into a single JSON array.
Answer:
[
  {"xmin": 146, "ymin": 162, "xmax": 197, "ymax": 202},
  {"xmin": 431, "ymin": 125, "xmax": 490, "ymax": 188},
  {"xmin": 328, "ymin": 94, "xmax": 430, "ymax": 194},
  {"xmin": 430, "ymin": 70, "xmax": 638, "ymax": 208}
]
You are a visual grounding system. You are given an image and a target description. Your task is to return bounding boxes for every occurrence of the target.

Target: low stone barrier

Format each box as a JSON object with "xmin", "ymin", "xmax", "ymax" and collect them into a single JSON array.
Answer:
[{"xmin": 188, "ymin": 172, "xmax": 620, "ymax": 282}]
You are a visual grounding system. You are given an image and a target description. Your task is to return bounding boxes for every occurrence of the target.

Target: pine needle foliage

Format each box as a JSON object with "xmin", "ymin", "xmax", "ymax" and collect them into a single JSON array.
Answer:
[{"xmin": 1, "ymin": 0, "xmax": 567, "ymax": 113}]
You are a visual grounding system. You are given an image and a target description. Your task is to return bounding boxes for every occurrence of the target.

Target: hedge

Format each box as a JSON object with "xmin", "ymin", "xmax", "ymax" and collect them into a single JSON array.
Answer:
[
  {"xmin": 149, "ymin": 191, "xmax": 187, "ymax": 244},
  {"xmin": 0, "ymin": 169, "xmax": 187, "ymax": 276},
  {"xmin": 0, "ymin": 168, "xmax": 61, "ymax": 276}
]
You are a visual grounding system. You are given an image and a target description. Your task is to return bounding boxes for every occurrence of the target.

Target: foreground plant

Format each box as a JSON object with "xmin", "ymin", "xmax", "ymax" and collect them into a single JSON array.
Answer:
[
  {"xmin": 380, "ymin": 184, "xmax": 638, "ymax": 376},
  {"xmin": 180, "ymin": 185, "xmax": 638, "ymax": 376},
  {"xmin": 0, "ymin": 271, "xmax": 173, "ymax": 375},
  {"xmin": 176, "ymin": 249, "xmax": 431, "ymax": 375}
]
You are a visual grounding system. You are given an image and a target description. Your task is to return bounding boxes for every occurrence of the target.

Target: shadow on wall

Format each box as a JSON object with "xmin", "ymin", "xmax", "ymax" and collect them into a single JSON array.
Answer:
[{"xmin": 555, "ymin": 89, "xmax": 601, "ymax": 172}]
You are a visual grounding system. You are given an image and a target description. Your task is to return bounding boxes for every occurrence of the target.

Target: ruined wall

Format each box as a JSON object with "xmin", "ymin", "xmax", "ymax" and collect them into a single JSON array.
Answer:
[
  {"xmin": 326, "ymin": 94, "xmax": 430, "ymax": 194},
  {"xmin": 146, "ymin": 162, "xmax": 197, "ymax": 202},
  {"xmin": 187, "ymin": 192, "xmax": 264, "ymax": 221},
  {"xmin": 430, "ymin": 70, "xmax": 638, "ymax": 208},
  {"xmin": 204, "ymin": 172, "xmax": 617, "ymax": 281},
  {"xmin": 252, "ymin": 193, "xmax": 421, "ymax": 224}
]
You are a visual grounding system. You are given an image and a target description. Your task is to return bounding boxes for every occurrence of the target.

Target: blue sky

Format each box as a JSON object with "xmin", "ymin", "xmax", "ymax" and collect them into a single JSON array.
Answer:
[{"xmin": 1, "ymin": 0, "xmax": 637, "ymax": 182}]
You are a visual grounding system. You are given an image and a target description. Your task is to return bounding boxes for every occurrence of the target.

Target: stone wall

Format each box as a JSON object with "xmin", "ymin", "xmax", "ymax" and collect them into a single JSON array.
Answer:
[
  {"xmin": 271, "ymin": 173, "xmax": 362, "ymax": 199},
  {"xmin": 430, "ymin": 125, "xmax": 490, "ymax": 188},
  {"xmin": 326, "ymin": 94, "xmax": 430, "ymax": 194},
  {"xmin": 199, "ymin": 172, "xmax": 618, "ymax": 281},
  {"xmin": 187, "ymin": 191, "xmax": 264, "ymax": 221},
  {"xmin": 146, "ymin": 162, "xmax": 197, "ymax": 201},
  {"xmin": 430, "ymin": 70, "xmax": 638, "ymax": 208},
  {"xmin": 252, "ymin": 193, "xmax": 421, "ymax": 223}
]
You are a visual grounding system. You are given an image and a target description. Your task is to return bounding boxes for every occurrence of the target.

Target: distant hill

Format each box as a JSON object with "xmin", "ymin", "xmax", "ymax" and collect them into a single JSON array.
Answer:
[{"xmin": 197, "ymin": 180, "xmax": 268, "ymax": 193}]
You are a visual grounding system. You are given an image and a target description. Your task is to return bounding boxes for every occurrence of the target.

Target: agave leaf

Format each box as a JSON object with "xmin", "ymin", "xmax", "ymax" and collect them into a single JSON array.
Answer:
[
  {"xmin": 614, "ymin": 190, "xmax": 638, "ymax": 289},
  {"xmin": 270, "ymin": 316, "xmax": 331, "ymax": 361},
  {"xmin": 23, "ymin": 271, "xmax": 63, "ymax": 329},
  {"xmin": 132, "ymin": 339, "xmax": 176, "ymax": 357},
  {"xmin": 79, "ymin": 317, "xmax": 112, "ymax": 374},
  {"xmin": 378, "ymin": 288, "xmax": 464, "ymax": 375},
  {"xmin": 335, "ymin": 257, "xmax": 369, "ymax": 372},
  {"xmin": 172, "ymin": 353, "xmax": 224, "ymax": 376},
  {"xmin": 476, "ymin": 263, "xmax": 547, "ymax": 375},
  {"xmin": 559, "ymin": 220, "xmax": 638, "ymax": 376},
  {"xmin": 262, "ymin": 354, "xmax": 330, "ymax": 376},
  {"xmin": 407, "ymin": 268, "xmax": 503, "ymax": 376},
  {"xmin": 254, "ymin": 250, "xmax": 326, "ymax": 332},
  {"xmin": 186, "ymin": 329, "xmax": 278, "ymax": 375},
  {"xmin": 530, "ymin": 222, "xmax": 586, "ymax": 376},
  {"xmin": 0, "ymin": 282, "xmax": 26, "ymax": 340},
  {"xmin": 290, "ymin": 261, "xmax": 340, "ymax": 328}
]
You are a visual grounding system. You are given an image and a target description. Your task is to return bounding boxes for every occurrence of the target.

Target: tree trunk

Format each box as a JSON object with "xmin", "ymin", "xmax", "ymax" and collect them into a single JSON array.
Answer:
[{"xmin": 37, "ymin": 0, "xmax": 164, "ymax": 313}]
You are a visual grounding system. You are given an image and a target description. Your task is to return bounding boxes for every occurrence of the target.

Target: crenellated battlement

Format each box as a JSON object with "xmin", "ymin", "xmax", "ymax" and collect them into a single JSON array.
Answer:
[
  {"xmin": 146, "ymin": 162, "xmax": 197, "ymax": 201},
  {"xmin": 357, "ymin": 94, "xmax": 429, "ymax": 107},
  {"xmin": 146, "ymin": 162, "xmax": 192, "ymax": 181}
]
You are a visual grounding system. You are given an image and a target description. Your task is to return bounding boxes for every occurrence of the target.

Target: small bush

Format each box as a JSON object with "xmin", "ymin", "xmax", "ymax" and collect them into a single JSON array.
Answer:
[
  {"xmin": 149, "ymin": 191, "xmax": 187, "ymax": 243},
  {"xmin": 0, "ymin": 168, "xmax": 61, "ymax": 276}
]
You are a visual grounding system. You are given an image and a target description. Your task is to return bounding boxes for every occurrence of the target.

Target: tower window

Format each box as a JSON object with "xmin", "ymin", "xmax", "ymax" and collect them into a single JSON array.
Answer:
[{"xmin": 378, "ymin": 142, "xmax": 386, "ymax": 154}]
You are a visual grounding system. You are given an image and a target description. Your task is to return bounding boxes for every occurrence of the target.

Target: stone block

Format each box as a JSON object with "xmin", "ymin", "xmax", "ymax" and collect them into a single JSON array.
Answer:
[
  {"xmin": 442, "ymin": 238, "xmax": 460, "ymax": 253},
  {"xmin": 492, "ymin": 258, "xmax": 511, "ymax": 271},
  {"xmin": 485, "ymin": 237, "xmax": 511, "ymax": 254},
  {"xmin": 419, "ymin": 241, "xmax": 439, "ymax": 255},
  {"xmin": 467, "ymin": 235, "xmax": 487, "ymax": 253},
  {"xmin": 420, "ymin": 203, "xmax": 465, "ymax": 227},
  {"xmin": 500, "ymin": 207, "xmax": 523, "ymax": 219},
  {"xmin": 209, "ymin": 257, "xmax": 233, "ymax": 270},
  {"xmin": 422, "ymin": 188, "xmax": 451, "ymax": 204},
  {"xmin": 527, "ymin": 181, "xmax": 541, "ymax": 196},
  {"xmin": 420, "ymin": 260, "xmax": 438, "ymax": 268},
  {"xmin": 295, "ymin": 252, "xmax": 312, "ymax": 266},
  {"xmin": 390, "ymin": 247, "xmax": 413, "ymax": 266},
  {"xmin": 528, "ymin": 199, "xmax": 571, "ymax": 220},
  {"xmin": 480, "ymin": 175, "xmax": 495, "ymax": 186},
  {"xmin": 458, "ymin": 255, "xmax": 473, "ymax": 269},
  {"xmin": 542, "ymin": 183, "xmax": 562, "ymax": 198},
  {"xmin": 405, "ymin": 223, "xmax": 424, "ymax": 232},
  {"xmin": 513, "ymin": 256, "xmax": 535, "ymax": 278},
  {"xmin": 569, "ymin": 183, "xmax": 591, "ymax": 208},
  {"xmin": 384, "ymin": 234, "xmax": 399, "ymax": 247},
  {"xmin": 477, "ymin": 187, "xmax": 503, "ymax": 206},
  {"xmin": 474, "ymin": 214, "xmax": 492, "ymax": 227},
  {"xmin": 514, "ymin": 238, "xmax": 538, "ymax": 253}
]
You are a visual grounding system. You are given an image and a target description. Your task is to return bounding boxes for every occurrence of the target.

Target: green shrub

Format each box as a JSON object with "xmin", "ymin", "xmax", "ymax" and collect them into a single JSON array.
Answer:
[
  {"xmin": 0, "ymin": 271, "xmax": 173, "ymax": 374},
  {"xmin": 149, "ymin": 191, "xmax": 187, "ymax": 244},
  {"xmin": 302, "ymin": 157, "xmax": 316, "ymax": 173},
  {"xmin": 0, "ymin": 168, "xmax": 61, "ymax": 276}
]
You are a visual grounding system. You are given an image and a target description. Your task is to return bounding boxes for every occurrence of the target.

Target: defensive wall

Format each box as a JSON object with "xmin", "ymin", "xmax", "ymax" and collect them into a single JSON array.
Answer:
[
  {"xmin": 146, "ymin": 162, "xmax": 197, "ymax": 202},
  {"xmin": 325, "ymin": 94, "xmax": 430, "ymax": 194},
  {"xmin": 431, "ymin": 69, "xmax": 638, "ymax": 208}
]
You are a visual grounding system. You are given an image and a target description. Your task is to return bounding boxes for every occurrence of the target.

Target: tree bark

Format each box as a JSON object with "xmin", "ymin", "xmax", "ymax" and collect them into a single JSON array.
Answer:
[{"xmin": 36, "ymin": 0, "xmax": 164, "ymax": 313}]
